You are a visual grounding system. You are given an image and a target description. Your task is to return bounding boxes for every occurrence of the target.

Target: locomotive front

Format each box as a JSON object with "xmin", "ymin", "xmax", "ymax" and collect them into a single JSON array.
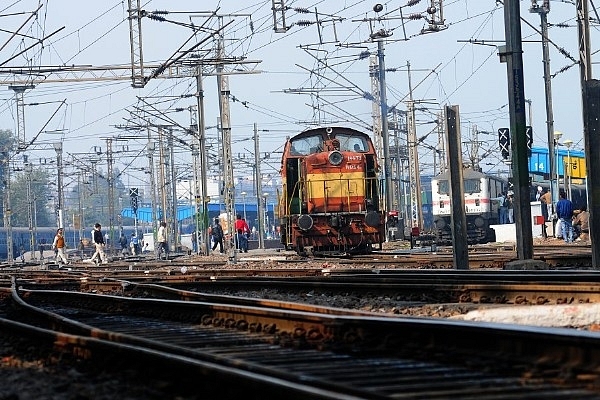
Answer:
[
  {"xmin": 279, "ymin": 127, "xmax": 385, "ymax": 255},
  {"xmin": 431, "ymin": 169, "xmax": 504, "ymax": 244}
]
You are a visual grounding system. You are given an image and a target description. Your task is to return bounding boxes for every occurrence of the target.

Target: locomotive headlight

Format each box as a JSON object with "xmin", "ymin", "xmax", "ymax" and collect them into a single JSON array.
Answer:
[
  {"xmin": 297, "ymin": 214, "xmax": 314, "ymax": 231},
  {"xmin": 365, "ymin": 211, "xmax": 380, "ymax": 227},
  {"xmin": 328, "ymin": 150, "xmax": 343, "ymax": 166},
  {"xmin": 474, "ymin": 216, "xmax": 485, "ymax": 228}
]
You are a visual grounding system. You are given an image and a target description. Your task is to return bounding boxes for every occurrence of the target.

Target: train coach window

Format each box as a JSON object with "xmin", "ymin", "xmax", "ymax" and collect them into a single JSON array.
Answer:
[{"xmin": 464, "ymin": 179, "xmax": 481, "ymax": 194}]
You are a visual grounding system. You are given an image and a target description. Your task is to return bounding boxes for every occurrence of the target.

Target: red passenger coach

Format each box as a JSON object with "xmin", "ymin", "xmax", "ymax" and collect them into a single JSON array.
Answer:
[{"xmin": 279, "ymin": 126, "xmax": 385, "ymax": 256}]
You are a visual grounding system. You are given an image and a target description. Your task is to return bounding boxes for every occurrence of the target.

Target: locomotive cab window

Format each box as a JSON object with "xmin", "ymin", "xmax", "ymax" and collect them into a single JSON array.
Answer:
[
  {"xmin": 289, "ymin": 135, "xmax": 323, "ymax": 155},
  {"xmin": 437, "ymin": 179, "xmax": 480, "ymax": 194},
  {"xmin": 464, "ymin": 179, "xmax": 481, "ymax": 194},
  {"xmin": 438, "ymin": 180, "xmax": 449, "ymax": 195},
  {"xmin": 335, "ymin": 133, "xmax": 368, "ymax": 152}
]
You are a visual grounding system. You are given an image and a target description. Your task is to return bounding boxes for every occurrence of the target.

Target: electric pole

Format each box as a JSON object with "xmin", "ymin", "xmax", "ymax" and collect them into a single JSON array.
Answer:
[
  {"xmin": 406, "ymin": 62, "xmax": 423, "ymax": 230},
  {"xmin": 501, "ymin": 0, "xmax": 534, "ymax": 260},
  {"xmin": 54, "ymin": 142, "xmax": 65, "ymax": 229},
  {"xmin": 254, "ymin": 124, "xmax": 265, "ymax": 250},
  {"xmin": 529, "ymin": 1, "xmax": 558, "ymax": 215},
  {"xmin": 195, "ymin": 67, "xmax": 211, "ymax": 255},
  {"xmin": 105, "ymin": 138, "xmax": 115, "ymax": 252},
  {"xmin": 216, "ymin": 16, "xmax": 237, "ymax": 263}
]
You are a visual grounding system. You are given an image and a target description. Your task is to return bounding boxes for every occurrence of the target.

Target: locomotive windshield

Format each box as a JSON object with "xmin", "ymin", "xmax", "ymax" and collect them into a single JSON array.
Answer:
[
  {"xmin": 289, "ymin": 135, "xmax": 323, "ymax": 155},
  {"xmin": 464, "ymin": 179, "xmax": 481, "ymax": 194},
  {"xmin": 335, "ymin": 134, "xmax": 368, "ymax": 152},
  {"xmin": 437, "ymin": 178, "xmax": 481, "ymax": 194},
  {"xmin": 289, "ymin": 132, "xmax": 368, "ymax": 155}
]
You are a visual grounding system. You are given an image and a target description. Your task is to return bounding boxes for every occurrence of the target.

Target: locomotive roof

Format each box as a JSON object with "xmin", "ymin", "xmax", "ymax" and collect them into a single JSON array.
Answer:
[{"xmin": 291, "ymin": 126, "xmax": 370, "ymax": 139}]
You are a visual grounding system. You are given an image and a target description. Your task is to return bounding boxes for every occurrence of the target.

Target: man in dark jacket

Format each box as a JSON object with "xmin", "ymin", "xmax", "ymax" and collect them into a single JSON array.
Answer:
[
  {"xmin": 90, "ymin": 223, "xmax": 108, "ymax": 264},
  {"xmin": 211, "ymin": 218, "xmax": 224, "ymax": 254},
  {"xmin": 119, "ymin": 233, "xmax": 129, "ymax": 256},
  {"xmin": 555, "ymin": 192, "xmax": 573, "ymax": 243}
]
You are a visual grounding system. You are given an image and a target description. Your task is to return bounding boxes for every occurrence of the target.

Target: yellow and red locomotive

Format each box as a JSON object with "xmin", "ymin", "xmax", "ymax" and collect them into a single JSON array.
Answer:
[{"xmin": 278, "ymin": 126, "xmax": 385, "ymax": 255}]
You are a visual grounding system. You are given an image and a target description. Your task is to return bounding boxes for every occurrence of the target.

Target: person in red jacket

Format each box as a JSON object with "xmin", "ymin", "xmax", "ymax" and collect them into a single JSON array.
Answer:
[{"xmin": 234, "ymin": 214, "xmax": 250, "ymax": 252}]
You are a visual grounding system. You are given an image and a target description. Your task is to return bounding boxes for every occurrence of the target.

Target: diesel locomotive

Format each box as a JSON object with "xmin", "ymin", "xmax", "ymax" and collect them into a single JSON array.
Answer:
[{"xmin": 278, "ymin": 126, "xmax": 385, "ymax": 256}]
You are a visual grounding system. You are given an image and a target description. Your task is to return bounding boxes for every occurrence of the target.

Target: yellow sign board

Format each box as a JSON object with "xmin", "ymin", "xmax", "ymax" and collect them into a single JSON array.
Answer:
[{"xmin": 566, "ymin": 156, "xmax": 586, "ymax": 178}]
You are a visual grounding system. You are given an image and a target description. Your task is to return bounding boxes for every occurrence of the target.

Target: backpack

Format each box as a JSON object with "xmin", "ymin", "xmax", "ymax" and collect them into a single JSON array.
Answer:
[
  {"xmin": 212, "ymin": 224, "xmax": 223, "ymax": 239},
  {"xmin": 502, "ymin": 195, "xmax": 509, "ymax": 208}
]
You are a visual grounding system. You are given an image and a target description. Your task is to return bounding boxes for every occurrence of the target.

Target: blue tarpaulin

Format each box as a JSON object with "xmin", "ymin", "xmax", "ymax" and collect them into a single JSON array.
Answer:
[{"xmin": 121, "ymin": 203, "xmax": 274, "ymax": 223}]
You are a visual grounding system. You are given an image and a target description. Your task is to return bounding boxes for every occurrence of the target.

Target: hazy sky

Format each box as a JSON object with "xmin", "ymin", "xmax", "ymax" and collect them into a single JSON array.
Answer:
[{"xmin": 0, "ymin": 1, "xmax": 594, "ymax": 188}]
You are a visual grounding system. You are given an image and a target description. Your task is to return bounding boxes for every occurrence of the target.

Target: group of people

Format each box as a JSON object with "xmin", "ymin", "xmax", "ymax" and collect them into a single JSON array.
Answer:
[
  {"xmin": 47, "ymin": 214, "xmax": 256, "ymax": 265},
  {"xmin": 49, "ymin": 223, "xmax": 108, "ymax": 266},
  {"xmin": 50, "ymin": 222, "xmax": 157, "ymax": 266},
  {"xmin": 496, "ymin": 186, "xmax": 590, "ymax": 244},
  {"xmin": 210, "ymin": 214, "xmax": 251, "ymax": 254},
  {"xmin": 116, "ymin": 222, "xmax": 166, "ymax": 260},
  {"xmin": 497, "ymin": 191, "xmax": 514, "ymax": 224},
  {"xmin": 533, "ymin": 186, "xmax": 589, "ymax": 243},
  {"xmin": 118, "ymin": 232, "xmax": 142, "ymax": 256},
  {"xmin": 555, "ymin": 192, "xmax": 589, "ymax": 243}
]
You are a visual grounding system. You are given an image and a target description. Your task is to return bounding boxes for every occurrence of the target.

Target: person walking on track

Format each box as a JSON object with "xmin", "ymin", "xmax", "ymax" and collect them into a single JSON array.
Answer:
[
  {"xmin": 156, "ymin": 221, "xmax": 168, "ymax": 260},
  {"xmin": 90, "ymin": 223, "xmax": 108, "ymax": 264},
  {"xmin": 52, "ymin": 228, "xmax": 70, "ymax": 265}
]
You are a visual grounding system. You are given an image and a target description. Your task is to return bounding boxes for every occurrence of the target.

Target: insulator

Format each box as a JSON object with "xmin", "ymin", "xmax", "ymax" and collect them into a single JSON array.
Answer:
[
  {"xmin": 557, "ymin": 47, "xmax": 573, "ymax": 60},
  {"xmin": 358, "ymin": 50, "xmax": 371, "ymax": 60},
  {"xmin": 294, "ymin": 7, "xmax": 310, "ymax": 13},
  {"xmin": 296, "ymin": 20, "xmax": 313, "ymax": 26},
  {"xmin": 406, "ymin": 0, "xmax": 421, "ymax": 7},
  {"xmin": 148, "ymin": 14, "xmax": 165, "ymax": 22},
  {"xmin": 555, "ymin": 23, "xmax": 569, "ymax": 28},
  {"xmin": 152, "ymin": 10, "xmax": 168, "ymax": 14},
  {"xmin": 408, "ymin": 13, "xmax": 423, "ymax": 20}
]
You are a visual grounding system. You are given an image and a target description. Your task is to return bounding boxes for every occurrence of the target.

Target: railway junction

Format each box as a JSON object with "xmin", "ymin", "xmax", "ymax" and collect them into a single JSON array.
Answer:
[
  {"xmin": 1, "ymin": 240, "xmax": 600, "ymax": 398},
  {"xmin": 1, "ymin": 2, "xmax": 600, "ymax": 397}
]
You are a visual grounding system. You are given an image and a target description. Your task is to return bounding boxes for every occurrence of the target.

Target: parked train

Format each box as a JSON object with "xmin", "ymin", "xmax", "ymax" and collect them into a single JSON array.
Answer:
[
  {"xmin": 278, "ymin": 126, "xmax": 386, "ymax": 255},
  {"xmin": 431, "ymin": 168, "xmax": 589, "ymax": 244},
  {"xmin": 431, "ymin": 169, "xmax": 507, "ymax": 244}
]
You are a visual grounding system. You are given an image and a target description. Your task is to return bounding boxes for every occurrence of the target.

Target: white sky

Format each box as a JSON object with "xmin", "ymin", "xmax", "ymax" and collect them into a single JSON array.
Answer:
[{"xmin": 0, "ymin": 0, "xmax": 594, "ymax": 189}]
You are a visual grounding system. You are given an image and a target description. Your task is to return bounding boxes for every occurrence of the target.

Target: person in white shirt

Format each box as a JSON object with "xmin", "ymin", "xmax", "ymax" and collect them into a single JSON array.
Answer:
[{"xmin": 156, "ymin": 221, "xmax": 168, "ymax": 260}]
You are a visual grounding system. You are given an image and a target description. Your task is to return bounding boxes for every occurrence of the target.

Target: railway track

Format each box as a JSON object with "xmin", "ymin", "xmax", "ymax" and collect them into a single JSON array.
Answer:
[
  {"xmin": 9, "ymin": 270, "xmax": 600, "ymax": 310},
  {"xmin": 2, "ymin": 282, "xmax": 600, "ymax": 398},
  {"xmin": 0, "ymin": 241, "xmax": 595, "ymax": 274}
]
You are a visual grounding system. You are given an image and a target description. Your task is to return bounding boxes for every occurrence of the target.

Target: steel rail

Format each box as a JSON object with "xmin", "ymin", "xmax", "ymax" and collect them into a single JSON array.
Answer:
[
  {"xmin": 5, "ymin": 284, "xmax": 600, "ymax": 398},
  {"xmin": 9, "ymin": 269, "xmax": 600, "ymax": 306},
  {"xmin": 0, "ymin": 311, "xmax": 347, "ymax": 399}
]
